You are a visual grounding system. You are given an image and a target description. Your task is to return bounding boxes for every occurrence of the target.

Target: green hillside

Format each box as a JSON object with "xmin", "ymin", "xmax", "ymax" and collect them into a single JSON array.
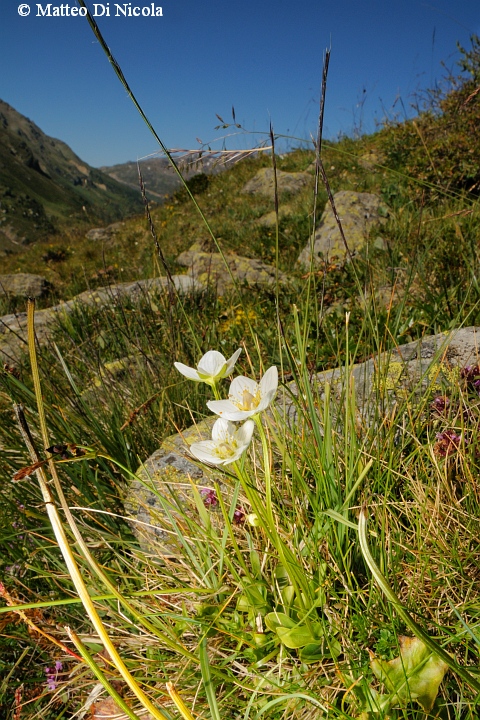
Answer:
[
  {"xmin": 100, "ymin": 157, "xmax": 185, "ymax": 199},
  {"xmin": 0, "ymin": 99, "xmax": 142, "ymax": 253}
]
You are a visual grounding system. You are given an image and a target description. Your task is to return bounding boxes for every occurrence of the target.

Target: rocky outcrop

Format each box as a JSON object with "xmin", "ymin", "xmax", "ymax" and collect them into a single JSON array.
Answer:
[
  {"xmin": 297, "ymin": 191, "xmax": 386, "ymax": 268},
  {"xmin": 242, "ymin": 168, "xmax": 310, "ymax": 197},
  {"xmin": 176, "ymin": 242, "xmax": 288, "ymax": 295},
  {"xmin": 124, "ymin": 417, "xmax": 216, "ymax": 555},
  {"xmin": 0, "ymin": 246, "xmax": 287, "ymax": 362},
  {"xmin": 126, "ymin": 326, "xmax": 480, "ymax": 552},
  {"xmin": 0, "ymin": 273, "xmax": 50, "ymax": 299},
  {"xmin": 85, "ymin": 222, "xmax": 125, "ymax": 241},
  {"xmin": 0, "ymin": 275, "xmax": 198, "ymax": 364},
  {"xmin": 256, "ymin": 206, "xmax": 293, "ymax": 227}
]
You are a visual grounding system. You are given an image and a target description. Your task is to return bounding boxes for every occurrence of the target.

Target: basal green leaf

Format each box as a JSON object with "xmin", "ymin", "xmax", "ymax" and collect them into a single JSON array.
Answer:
[
  {"xmin": 276, "ymin": 622, "xmax": 323, "ymax": 649},
  {"xmin": 264, "ymin": 611, "xmax": 296, "ymax": 633},
  {"xmin": 370, "ymin": 636, "xmax": 448, "ymax": 711}
]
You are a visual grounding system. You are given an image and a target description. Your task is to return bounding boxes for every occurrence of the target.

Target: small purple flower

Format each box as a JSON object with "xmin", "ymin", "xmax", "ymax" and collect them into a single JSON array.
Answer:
[
  {"xmin": 46, "ymin": 678, "xmax": 56, "ymax": 691},
  {"xmin": 461, "ymin": 365, "xmax": 480, "ymax": 382},
  {"xmin": 434, "ymin": 430, "xmax": 463, "ymax": 457},
  {"xmin": 45, "ymin": 661, "xmax": 62, "ymax": 692},
  {"xmin": 461, "ymin": 365, "xmax": 480, "ymax": 395},
  {"xmin": 233, "ymin": 507, "xmax": 246, "ymax": 524},
  {"xmin": 431, "ymin": 396, "xmax": 450, "ymax": 414},
  {"xmin": 199, "ymin": 488, "xmax": 218, "ymax": 508}
]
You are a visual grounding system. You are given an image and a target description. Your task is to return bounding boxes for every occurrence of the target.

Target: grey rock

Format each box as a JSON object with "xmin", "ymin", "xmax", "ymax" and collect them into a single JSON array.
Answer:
[
  {"xmin": 242, "ymin": 168, "xmax": 310, "ymax": 197},
  {"xmin": 126, "ymin": 327, "xmax": 480, "ymax": 552},
  {"xmin": 311, "ymin": 327, "xmax": 480, "ymax": 426},
  {"xmin": 124, "ymin": 417, "xmax": 216, "ymax": 556},
  {"xmin": 256, "ymin": 206, "xmax": 293, "ymax": 228},
  {"xmin": 0, "ymin": 274, "xmax": 199, "ymax": 364},
  {"xmin": 85, "ymin": 222, "xmax": 124, "ymax": 241},
  {"xmin": 176, "ymin": 243, "xmax": 288, "ymax": 295},
  {"xmin": 0, "ymin": 273, "xmax": 50, "ymax": 299},
  {"xmin": 297, "ymin": 191, "xmax": 386, "ymax": 268},
  {"xmin": 176, "ymin": 239, "xmax": 215, "ymax": 267}
]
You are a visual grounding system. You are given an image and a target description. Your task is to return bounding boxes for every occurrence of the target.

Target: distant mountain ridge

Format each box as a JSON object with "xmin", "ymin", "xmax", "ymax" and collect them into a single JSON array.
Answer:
[
  {"xmin": 101, "ymin": 153, "xmax": 233, "ymax": 200},
  {"xmin": 0, "ymin": 100, "xmax": 141, "ymax": 253},
  {"xmin": 100, "ymin": 157, "xmax": 182, "ymax": 200}
]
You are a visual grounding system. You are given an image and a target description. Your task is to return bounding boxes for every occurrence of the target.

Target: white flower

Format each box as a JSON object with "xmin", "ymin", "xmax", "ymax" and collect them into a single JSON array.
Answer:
[
  {"xmin": 206, "ymin": 366, "xmax": 278, "ymax": 421},
  {"xmin": 174, "ymin": 349, "xmax": 242, "ymax": 386},
  {"xmin": 189, "ymin": 418, "xmax": 255, "ymax": 466}
]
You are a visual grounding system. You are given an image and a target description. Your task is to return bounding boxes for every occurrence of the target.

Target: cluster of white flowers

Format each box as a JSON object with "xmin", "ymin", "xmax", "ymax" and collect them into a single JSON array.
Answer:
[{"xmin": 175, "ymin": 349, "xmax": 278, "ymax": 466}]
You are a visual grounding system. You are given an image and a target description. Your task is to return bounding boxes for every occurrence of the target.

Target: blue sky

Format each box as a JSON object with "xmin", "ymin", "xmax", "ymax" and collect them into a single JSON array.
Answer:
[{"xmin": 1, "ymin": 0, "xmax": 479, "ymax": 167}]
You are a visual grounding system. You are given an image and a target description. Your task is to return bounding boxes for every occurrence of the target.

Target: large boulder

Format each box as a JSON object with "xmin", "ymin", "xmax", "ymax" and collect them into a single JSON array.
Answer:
[
  {"xmin": 124, "ymin": 417, "xmax": 216, "ymax": 556},
  {"xmin": 0, "ymin": 274, "xmax": 198, "ymax": 364},
  {"xmin": 126, "ymin": 326, "xmax": 480, "ymax": 552},
  {"xmin": 85, "ymin": 222, "xmax": 124, "ymax": 241},
  {"xmin": 242, "ymin": 168, "xmax": 310, "ymax": 197},
  {"xmin": 297, "ymin": 191, "xmax": 386, "ymax": 268},
  {"xmin": 256, "ymin": 206, "xmax": 293, "ymax": 227},
  {"xmin": 176, "ymin": 243, "xmax": 288, "ymax": 295},
  {"xmin": 0, "ymin": 273, "xmax": 50, "ymax": 299}
]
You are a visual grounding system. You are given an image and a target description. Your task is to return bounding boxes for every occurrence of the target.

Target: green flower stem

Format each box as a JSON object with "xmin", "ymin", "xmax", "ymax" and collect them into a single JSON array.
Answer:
[
  {"xmin": 232, "ymin": 460, "xmax": 268, "ymax": 525},
  {"xmin": 211, "ymin": 382, "xmax": 223, "ymax": 401},
  {"xmin": 358, "ymin": 509, "xmax": 480, "ymax": 694},
  {"xmin": 253, "ymin": 415, "xmax": 274, "ymax": 528},
  {"xmin": 233, "ymin": 438, "xmax": 313, "ymax": 624},
  {"xmin": 215, "ymin": 484, "xmax": 250, "ymax": 576}
]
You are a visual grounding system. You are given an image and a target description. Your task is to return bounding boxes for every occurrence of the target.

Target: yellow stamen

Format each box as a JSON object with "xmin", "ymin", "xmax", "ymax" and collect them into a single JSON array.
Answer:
[{"xmin": 233, "ymin": 387, "xmax": 260, "ymax": 411}]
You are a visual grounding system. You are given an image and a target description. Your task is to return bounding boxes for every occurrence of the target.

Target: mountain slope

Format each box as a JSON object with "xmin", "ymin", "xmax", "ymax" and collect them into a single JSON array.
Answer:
[
  {"xmin": 100, "ymin": 157, "xmax": 181, "ymax": 200},
  {"xmin": 0, "ymin": 100, "xmax": 141, "ymax": 253},
  {"xmin": 101, "ymin": 153, "xmax": 231, "ymax": 200}
]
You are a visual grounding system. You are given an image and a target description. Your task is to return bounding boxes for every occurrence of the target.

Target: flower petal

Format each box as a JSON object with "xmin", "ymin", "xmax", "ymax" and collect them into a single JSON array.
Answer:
[
  {"xmin": 174, "ymin": 362, "xmax": 201, "ymax": 381},
  {"xmin": 236, "ymin": 419, "xmax": 255, "ymax": 446},
  {"xmin": 211, "ymin": 417, "xmax": 234, "ymax": 442},
  {"xmin": 190, "ymin": 418, "xmax": 254, "ymax": 466},
  {"xmin": 229, "ymin": 375, "xmax": 258, "ymax": 403},
  {"xmin": 224, "ymin": 348, "xmax": 242, "ymax": 375},
  {"xmin": 189, "ymin": 441, "xmax": 228, "ymax": 465},
  {"xmin": 197, "ymin": 350, "xmax": 227, "ymax": 378},
  {"xmin": 259, "ymin": 366, "xmax": 278, "ymax": 395},
  {"xmin": 207, "ymin": 399, "xmax": 254, "ymax": 421}
]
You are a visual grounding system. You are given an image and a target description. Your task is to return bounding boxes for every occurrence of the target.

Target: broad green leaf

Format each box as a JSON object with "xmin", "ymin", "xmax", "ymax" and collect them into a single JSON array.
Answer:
[
  {"xmin": 264, "ymin": 612, "xmax": 296, "ymax": 633},
  {"xmin": 299, "ymin": 637, "xmax": 342, "ymax": 663},
  {"xmin": 280, "ymin": 585, "xmax": 295, "ymax": 608},
  {"xmin": 236, "ymin": 582, "xmax": 270, "ymax": 614},
  {"xmin": 299, "ymin": 642, "xmax": 325, "ymax": 664},
  {"xmin": 274, "ymin": 563, "xmax": 290, "ymax": 588},
  {"xmin": 276, "ymin": 622, "xmax": 323, "ymax": 649},
  {"xmin": 370, "ymin": 636, "xmax": 448, "ymax": 711}
]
